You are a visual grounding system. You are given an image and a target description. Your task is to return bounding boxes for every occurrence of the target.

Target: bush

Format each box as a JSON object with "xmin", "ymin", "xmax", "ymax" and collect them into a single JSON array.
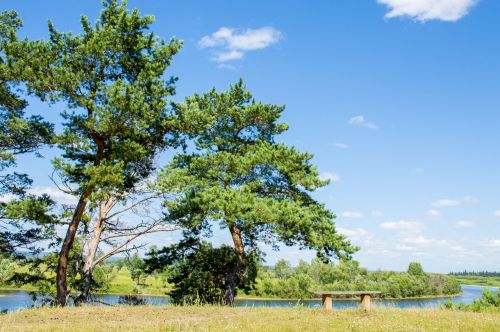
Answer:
[{"xmin": 165, "ymin": 242, "xmax": 258, "ymax": 305}]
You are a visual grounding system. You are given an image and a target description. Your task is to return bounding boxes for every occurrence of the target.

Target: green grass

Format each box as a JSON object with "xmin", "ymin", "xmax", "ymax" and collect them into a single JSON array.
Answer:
[
  {"xmin": 1, "ymin": 306, "xmax": 499, "ymax": 331},
  {"xmin": 103, "ymin": 267, "xmax": 171, "ymax": 295},
  {"xmin": 453, "ymin": 276, "xmax": 500, "ymax": 288}
]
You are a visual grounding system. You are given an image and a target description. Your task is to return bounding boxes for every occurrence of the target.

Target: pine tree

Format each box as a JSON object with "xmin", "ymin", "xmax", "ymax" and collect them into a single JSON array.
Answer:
[
  {"xmin": 10, "ymin": 1, "xmax": 183, "ymax": 305},
  {"xmin": 157, "ymin": 80, "xmax": 357, "ymax": 304}
]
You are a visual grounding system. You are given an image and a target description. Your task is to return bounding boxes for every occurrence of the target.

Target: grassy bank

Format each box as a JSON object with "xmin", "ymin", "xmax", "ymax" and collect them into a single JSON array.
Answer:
[
  {"xmin": 452, "ymin": 276, "xmax": 500, "ymax": 288},
  {"xmin": 1, "ymin": 306, "xmax": 499, "ymax": 331}
]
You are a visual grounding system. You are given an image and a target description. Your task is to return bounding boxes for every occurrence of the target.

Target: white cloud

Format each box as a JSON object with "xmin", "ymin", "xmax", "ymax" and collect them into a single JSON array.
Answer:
[
  {"xmin": 28, "ymin": 186, "xmax": 77, "ymax": 205},
  {"xmin": 432, "ymin": 198, "xmax": 461, "ymax": 207},
  {"xmin": 337, "ymin": 227, "xmax": 371, "ymax": 240},
  {"xmin": 199, "ymin": 27, "xmax": 282, "ymax": 63},
  {"xmin": 319, "ymin": 172, "xmax": 340, "ymax": 183},
  {"xmin": 341, "ymin": 211, "xmax": 364, "ymax": 218},
  {"xmin": 455, "ymin": 220, "xmax": 474, "ymax": 228},
  {"xmin": 412, "ymin": 168, "xmax": 425, "ymax": 174},
  {"xmin": 217, "ymin": 63, "xmax": 237, "ymax": 70},
  {"xmin": 332, "ymin": 142, "xmax": 350, "ymax": 149},
  {"xmin": 485, "ymin": 239, "xmax": 500, "ymax": 248},
  {"xmin": 379, "ymin": 220, "xmax": 425, "ymax": 233},
  {"xmin": 371, "ymin": 210, "xmax": 384, "ymax": 217},
  {"xmin": 401, "ymin": 236, "xmax": 449, "ymax": 247},
  {"xmin": 395, "ymin": 244, "xmax": 416, "ymax": 251},
  {"xmin": 0, "ymin": 193, "xmax": 16, "ymax": 203},
  {"xmin": 427, "ymin": 209, "xmax": 441, "ymax": 218},
  {"xmin": 348, "ymin": 115, "xmax": 378, "ymax": 129},
  {"xmin": 431, "ymin": 196, "xmax": 478, "ymax": 207},
  {"xmin": 494, "ymin": 210, "xmax": 500, "ymax": 217},
  {"xmin": 377, "ymin": 0, "xmax": 478, "ymax": 22}
]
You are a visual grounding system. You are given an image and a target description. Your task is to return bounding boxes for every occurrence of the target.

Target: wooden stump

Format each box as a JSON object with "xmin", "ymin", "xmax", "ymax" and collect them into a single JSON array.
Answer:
[
  {"xmin": 322, "ymin": 294, "xmax": 333, "ymax": 310},
  {"xmin": 360, "ymin": 294, "xmax": 371, "ymax": 312}
]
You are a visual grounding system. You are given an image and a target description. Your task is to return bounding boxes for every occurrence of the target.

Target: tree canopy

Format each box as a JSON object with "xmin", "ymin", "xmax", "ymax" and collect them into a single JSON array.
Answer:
[
  {"xmin": 157, "ymin": 80, "xmax": 357, "ymax": 303},
  {"xmin": 0, "ymin": 11, "xmax": 56, "ymax": 257}
]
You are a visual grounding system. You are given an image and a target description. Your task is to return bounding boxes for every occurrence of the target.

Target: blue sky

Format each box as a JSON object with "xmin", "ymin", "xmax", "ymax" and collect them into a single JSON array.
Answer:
[{"xmin": 4, "ymin": 0, "xmax": 500, "ymax": 273}]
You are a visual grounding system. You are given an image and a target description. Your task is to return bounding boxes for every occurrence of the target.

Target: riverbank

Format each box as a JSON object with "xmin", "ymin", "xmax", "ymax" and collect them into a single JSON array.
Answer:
[
  {"xmin": 0, "ymin": 287, "xmax": 461, "ymax": 301},
  {"xmin": 237, "ymin": 293, "xmax": 462, "ymax": 301},
  {"xmin": 453, "ymin": 276, "xmax": 500, "ymax": 288},
  {"xmin": 1, "ymin": 306, "xmax": 499, "ymax": 331}
]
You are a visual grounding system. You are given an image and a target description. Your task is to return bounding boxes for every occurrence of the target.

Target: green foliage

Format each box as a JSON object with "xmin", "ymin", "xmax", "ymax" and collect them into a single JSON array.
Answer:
[
  {"xmin": 158, "ymin": 79, "xmax": 355, "ymax": 259},
  {"xmin": 443, "ymin": 289, "xmax": 500, "ymax": 312},
  {"xmin": 126, "ymin": 252, "xmax": 145, "ymax": 285},
  {"xmin": 0, "ymin": 11, "xmax": 56, "ymax": 257},
  {"xmin": 10, "ymin": 0, "xmax": 183, "ymax": 201},
  {"xmin": 0, "ymin": 255, "xmax": 18, "ymax": 284},
  {"xmin": 91, "ymin": 264, "xmax": 116, "ymax": 291},
  {"xmin": 251, "ymin": 260, "xmax": 461, "ymax": 299},
  {"xmin": 146, "ymin": 240, "xmax": 258, "ymax": 305},
  {"xmin": 408, "ymin": 262, "xmax": 425, "ymax": 276}
]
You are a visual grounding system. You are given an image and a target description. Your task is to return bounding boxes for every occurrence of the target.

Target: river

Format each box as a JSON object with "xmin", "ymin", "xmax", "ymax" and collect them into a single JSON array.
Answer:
[{"xmin": 0, "ymin": 285, "xmax": 497, "ymax": 312}]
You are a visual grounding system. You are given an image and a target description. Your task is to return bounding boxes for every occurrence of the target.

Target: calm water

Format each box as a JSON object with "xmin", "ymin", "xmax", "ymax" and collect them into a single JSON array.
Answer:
[{"xmin": 0, "ymin": 285, "xmax": 497, "ymax": 312}]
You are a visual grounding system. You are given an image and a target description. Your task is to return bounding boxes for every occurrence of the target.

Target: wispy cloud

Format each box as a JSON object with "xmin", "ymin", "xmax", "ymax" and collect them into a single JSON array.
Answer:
[
  {"xmin": 377, "ymin": 0, "xmax": 479, "ymax": 22},
  {"xmin": 412, "ymin": 168, "xmax": 425, "ymax": 174},
  {"xmin": 341, "ymin": 211, "xmax": 364, "ymax": 218},
  {"xmin": 332, "ymin": 142, "xmax": 350, "ymax": 149},
  {"xmin": 337, "ymin": 227, "xmax": 372, "ymax": 240},
  {"xmin": 427, "ymin": 209, "xmax": 441, "ymax": 218},
  {"xmin": 485, "ymin": 239, "xmax": 500, "ymax": 248},
  {"xmin": 380, "ymin": 220, "xmax": 425, "ymax": 233},
  {"xmin": 199, "ymin": 27, "xmax": 282, "ymax": 64},
  {"xmin": 348, "ymin": 115, "xmax": 378, "ymax": 129},
  {"xmin": 371, "ymin": 210, "xmax": 384, "ymax": 217},
  {"xmin": 431, "ymin": 195, "xmax": 478, "ymax": 207},
  {"xmin": 400, "ymin": 236, "xmax": 449, "ymax": 247},
  {"xmin": 319, "ymin": 172, "xmax": 340, "ymax": 183},
  {"xmin": 455, "ymin": 220, "xmax": 474, "ymax": 228},
  {"xmin": 29, "ymin": 186, "xmax": 77, "ymax": 205},
  {"xmin": 494, "ymin": 210, "xmax": 500, "ymax": 217}
]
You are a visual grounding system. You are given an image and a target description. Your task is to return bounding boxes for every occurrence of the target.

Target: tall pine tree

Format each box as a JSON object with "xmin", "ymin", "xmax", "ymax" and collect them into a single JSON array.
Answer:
[
  {"xmin": 158, "ymin": 80, "xmax": 357, "ymax": 304},
  {"xmin": 11, "ymin": 1, "xmax": 183, "ymax": 305}
]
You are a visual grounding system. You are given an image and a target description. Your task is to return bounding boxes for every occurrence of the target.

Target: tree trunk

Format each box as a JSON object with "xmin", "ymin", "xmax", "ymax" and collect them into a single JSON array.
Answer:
[
  {"xmin": 225, "ymin": 225, "xmax": 245, "ymax": 305},
  {"xmin": 55, "ymin": 188, "xmax": 92, "ymax": 307},
  {"xmin": 74, "ymin": 200, "xmax": 110, "ymax": 305},
  {"xmin": 74, "ymin": 222, "xmax": 102, "ymax": 304}
]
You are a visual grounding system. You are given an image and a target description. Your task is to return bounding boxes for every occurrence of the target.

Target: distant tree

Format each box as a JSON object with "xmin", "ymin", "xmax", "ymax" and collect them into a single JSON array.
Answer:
[
  {"xmin": 127, "ymin": 252, "xmax": 145, "ymax": 285},
  {"xmin": 274, "ymin": 259, "xmax": 293, "ymax": 280},
  {"xmin": 9, "ymin": 0, "xmax": 183, "ymax": 306},
  {"xmin": 157, "ymin": 80, "xmax": 357, "ymax": 304},
  {"xmin": 408, "ymin": 262, "xmax": 425, "ymax": 276}
]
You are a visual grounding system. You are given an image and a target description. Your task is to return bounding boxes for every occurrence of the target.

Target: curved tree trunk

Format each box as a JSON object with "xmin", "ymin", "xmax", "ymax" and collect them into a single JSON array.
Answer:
[
  {"xmin": 225, "ymin": 225, "xmax": 244, "ymax": 305},
  {"xmin": 55, "ymin": 187, "xmax": 92, "ymax": 307}
]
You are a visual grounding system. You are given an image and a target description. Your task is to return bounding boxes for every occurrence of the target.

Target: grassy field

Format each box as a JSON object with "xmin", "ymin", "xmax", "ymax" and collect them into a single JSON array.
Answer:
[
  {"xmin": 0, "ymin": 266, "xmax": 171, "ymax": 296},
  {"xmin": 104, "ymin": 267, "xmax": 170, "ymax": 295},
  {"xmin": 1, "ymin": 306, "xmax": 499, "ymax": 331},
  {"xmin": 453, "ymin": 276, "xmax": 500, "ymax": 288}
]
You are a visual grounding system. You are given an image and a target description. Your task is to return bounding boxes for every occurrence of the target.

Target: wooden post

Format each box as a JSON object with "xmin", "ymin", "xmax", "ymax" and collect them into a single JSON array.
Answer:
[
  {"xmin": 322, "ymin": 294, "xmax": 333, "ymax": 310},
  {"xmin": 360, "ymin": 294, "xmax": 371, "ymax": 312}
]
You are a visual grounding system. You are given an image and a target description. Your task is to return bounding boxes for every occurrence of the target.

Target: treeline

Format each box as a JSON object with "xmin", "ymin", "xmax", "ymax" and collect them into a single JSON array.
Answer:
[
  {"xmin": 449, "ymin": 271, "xmax": 500, "ymax": 277},
  {"xmin": 249, "ymin": 260, "xmax": 461, "ymax": 299},
  {"xmin": 1, "ymin": 252, "xmax": 461, "ymax": 301}
]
